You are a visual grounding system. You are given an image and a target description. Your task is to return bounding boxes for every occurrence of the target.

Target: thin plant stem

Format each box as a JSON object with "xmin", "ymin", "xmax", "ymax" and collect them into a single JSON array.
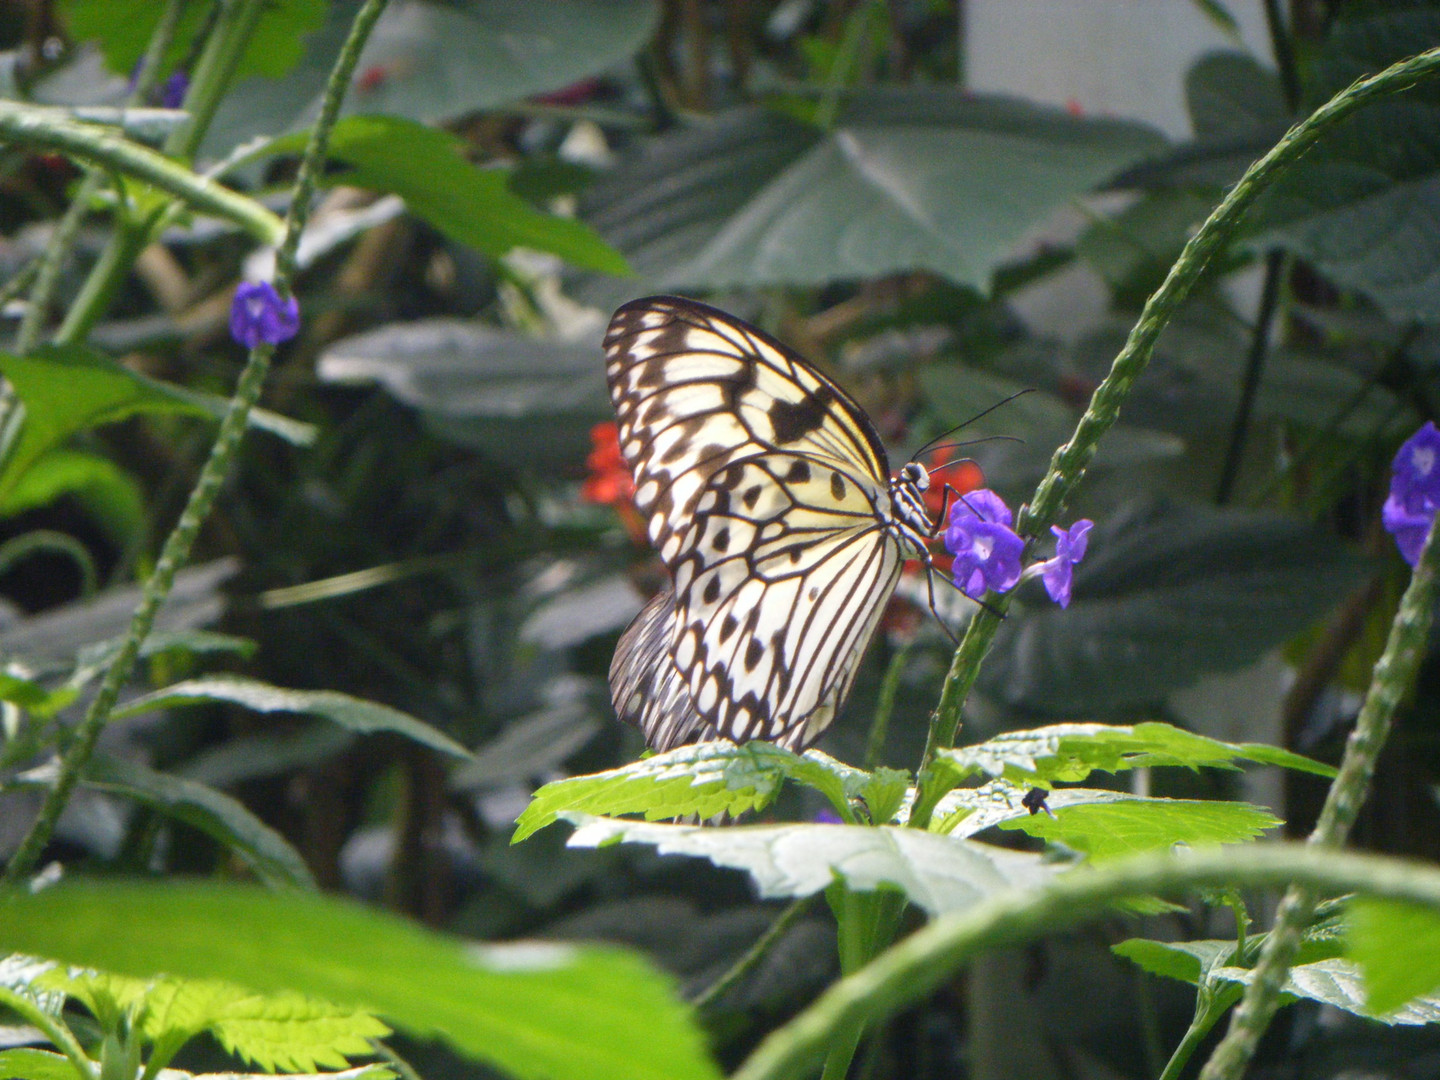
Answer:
[
  {"xmin": 0, "ymin": 256, "xmax": 40, "ymax": 310},
  {"xmin": 1215, "ymin": 249, "xmax": 1286, "ymax": 505},
  {"xmin": 863, "ymin": 640, "xmax": 911, "ymax": 769},
  {"xmin": 730, "ymin": 843, "xmax": 1440, "ymax": 1080},
  {"xmin": 0, "ymin": 0, "xmax": 393, "ymax": 889},
  {"xmin": 165, "ymin": 0, "xmax": 269, "ymax": 161},
  {"xmin": 1195, "ymin": 511, "xmax": 1440, "ymax": 1080},
  {"xmin": 908, "ymin": 44, "xmax": 1440, "ymax": 829},
  {"xmin": 693, "ymin": 896, "xmax": 813, "ymax": 1012},
  {"xmin": 0, "ymin": 986, "xmax": 97, "ymax": 1080}
]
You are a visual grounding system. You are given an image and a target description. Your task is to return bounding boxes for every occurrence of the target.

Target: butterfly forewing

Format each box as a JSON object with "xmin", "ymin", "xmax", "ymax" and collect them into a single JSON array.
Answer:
[{"xmin": 603, "ymin": 296, "xmax": 915, "ymax": 750}]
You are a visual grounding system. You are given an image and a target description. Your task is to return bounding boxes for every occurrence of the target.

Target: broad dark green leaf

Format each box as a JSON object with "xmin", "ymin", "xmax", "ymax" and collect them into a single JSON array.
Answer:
[
  {"xmin": 564, "ymin": 815, "xmax": 1052, "ymax": 915},
  {"xmin": 15, "ymin": 756, "xmax": 314, "ymax": 890},
  {"xmin": 112, "ymin": 675, "xmax": 471, "ymax": 761},
  {"xmin": 62, "ymin": 0, "xmax": 326, "ymax": 80},
  {"xmin": 978, "ymin": 500, "xmax": 1371, "ymax": 714},
  {"xmin": 202, "ymin": 0, "xmax": 659, "ymax": 156},
  {"xmin": 317, "ymin": 318, "xmax": 609, "ymax": 469},
  {"xmin": 0, "ymin": 882, "xmax": 719, "ymax": 1080},
  {"xmin": 1248, "ymin": 9, "xmax": 1440, "ymax": 320},
  {"xmin": 579, "ymin": 90, "xmax": 1165, "ymax": 297},
  {"xmin": 1347, "ymin": 898, "xmax": 1440, "ymax": 1015}
]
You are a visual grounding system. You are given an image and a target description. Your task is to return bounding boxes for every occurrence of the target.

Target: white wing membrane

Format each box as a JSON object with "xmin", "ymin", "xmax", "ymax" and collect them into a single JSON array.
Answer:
[{"xmin": 603, "ymin": 296, "xmax": 914, "ymax": 750}]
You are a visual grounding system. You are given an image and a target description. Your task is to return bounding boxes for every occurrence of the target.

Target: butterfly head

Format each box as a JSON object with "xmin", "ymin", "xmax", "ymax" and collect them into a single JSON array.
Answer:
[{"xmin": 899, "ymin": 461, "xmax": 929, "ymax": 492}]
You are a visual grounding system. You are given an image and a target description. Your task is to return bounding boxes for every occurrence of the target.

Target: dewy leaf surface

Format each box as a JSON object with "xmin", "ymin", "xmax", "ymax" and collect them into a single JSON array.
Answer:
[
  {"xmin": 113, "ymin": 676, "xmax": 470, "ymax": 760},
  {"xmin": 0, "ymin": 882, "xmax": 719, "ymax": 1080},
  {"xmin": 563, "ymin": 816, "xmax": 1052, "ymax": 915}
]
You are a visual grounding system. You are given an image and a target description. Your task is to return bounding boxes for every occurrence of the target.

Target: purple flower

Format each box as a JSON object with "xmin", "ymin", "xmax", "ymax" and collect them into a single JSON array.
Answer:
[
  {"xmin": 1038, "ymin": 519, "xmax": 1093, "ymax": 608},
  {"xmin": 160, "ymin": 71, "xmax": 189, "ymax": 109},
  {"xmin": 944, "ymin": 489, "xmax": 1024, "ymax": 600},
  {"xmin": 1385, "ymin": 423, "xmax": 1440, "ymax": 565},
  {"xmin": 230, "ymin": 281, "xmax": 299, "ymax": 349},
  {"xmin": 814, "ymin": 808, "xmax": 843, "ymax": 824},
  {"xmin": 1384, "ymin": 491, "xmax": 1432, "ymax": 566}
]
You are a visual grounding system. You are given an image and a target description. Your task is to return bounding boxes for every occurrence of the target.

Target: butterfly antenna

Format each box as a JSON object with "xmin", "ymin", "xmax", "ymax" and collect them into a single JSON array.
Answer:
[
  {"xmin": 925, "ymin": 435, "xmax": 1025, "ymax": 458},
  {"xmin": 910, "ymin": 389, "xmax": 1035, "ymax": 460}
]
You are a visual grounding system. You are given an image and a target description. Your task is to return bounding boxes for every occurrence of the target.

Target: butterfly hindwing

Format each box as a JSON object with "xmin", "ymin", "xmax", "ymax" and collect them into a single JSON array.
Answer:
[{"xmin": 603, "ymin": 296, "xmax": 917, "ymax": 750}]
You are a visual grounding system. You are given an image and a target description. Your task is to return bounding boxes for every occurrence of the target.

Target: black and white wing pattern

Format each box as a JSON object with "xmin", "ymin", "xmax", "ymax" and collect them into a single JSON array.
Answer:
[{"xmin": 604, "ymin": 296, "xmax": 923, "ymax": 751}]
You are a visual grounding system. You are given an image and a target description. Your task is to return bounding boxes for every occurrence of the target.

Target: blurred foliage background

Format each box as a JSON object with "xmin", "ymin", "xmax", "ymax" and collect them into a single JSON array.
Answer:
[{"xmin": 1, "ymin": 0, "xmax": 1439, "ymax": 1077}]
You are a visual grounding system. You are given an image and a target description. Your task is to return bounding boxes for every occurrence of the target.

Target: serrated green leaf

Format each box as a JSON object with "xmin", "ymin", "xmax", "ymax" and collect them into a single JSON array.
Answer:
[
  {"xmin": 938, "ymin": 721, "xmax": 1334, "ymax": 789},
  {"xmin": 563, "ymin": 815, "xmax": 1052, "ymax": 915},
  {"xmin": 513, "ymin": 741, "xmax": 872, "ymax": 841},
  {"xmin": 112, "ymin": 676, "xmax": 470, "ymax": 761},
  {"xmin": 999, "ymin": 798, "xmax": 1280, "ymax": 859},
  {"xmin": 858, "ymin": 768, "xmax": 910, "ymax": 826},
  {"xmin": 15, "ymin": 756, "xmax": 314, "ymax": 890},
  {"xmin": 1112, "ymin": 938, "xmax": 1236, "ymax": 986},
  {"xmin": 1215, "ymin": 957, "xmax": 1440, "ymax": 1026},
  {"xmin": 0, "ymin": 1048, "xmax": 80, "ymax": 1080},
  {"xmin": 0, "ymin": 883, "xmax": 718, "ymax": 1080},
  {"xmin": 927, "ymin": 780, "xmax": 1157, "ymax": 837},
  {"xmin": 1347, "ymin": 898, "xmax": 1440, "ymax": 1016}
]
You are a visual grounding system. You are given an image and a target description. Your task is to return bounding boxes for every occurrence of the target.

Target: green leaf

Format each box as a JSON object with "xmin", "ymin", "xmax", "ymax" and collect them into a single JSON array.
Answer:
[
  {"xmin": 513, "ymin": 741, "xmax": 870, "ymax": 842},
  {"xmin": 111, "ymin": 676, "xmax": 471, "ymax": 761},
  {"xmin": 0, "ymin": 1048, "xmax": 80, "ymax": 1080},
  {"xmin": 1347, "ymin": 898, "xmax": 1440, "ymax": 1015},
  {"xmin": 580, "ymin": 90, "xmax": 1165, "ymax": 297},
  {"xmin": 0, "ymin": 674, "xmax": 76, "ymax": 720},
  {"xmin": 61, "ymin": 0, "xmax": 327, "ymax": 80},
  {"xmin": 1248, "ymin": 8, "xmax": 1440, "ymax": 320},
  {"xmin": 563, "ymin": 815, "xmax": 1052, "ymax": 915},
  {"xmin": 1112, "ymin": 937, "xmax": 1236, "ymax": 986},
  {"xmin": 1214, "ymin": 956, "xmax": 1440, "ymax": 1026},
  {"xmin": 0, "ymin": 955, "xmax": 64, "ymax": 1016},
  {"xmin": 999, "ymin": 798, "xmax": 1280, "ymax": 859},
  {"xmin": 202, "ymin": 0, "xmax": 659, "ymax": 156},
  {"xmin": 15, "ymin": 756, "xmax": 315, "ymax": 890},
  {"xmin": 938, "ymin": 721, "xmax": 1335, "ymax": 789},
  {"xmin": 977, "ymin": 500, "xmax": 1371, "ymax": 715},
  {"xmin": 0, "ymin": 450, "xmax": 143, "ymax": 547},
  {"xmin": 0, "ymin": 347, "xmax": 312, "ymax": 505},
  {"xmin": 269, "ymin": 116, "xmax": 627, "ymax": 274},
  {"xmin": 0, "ymin": 881, "xmax": 720, "ymax": 1080}
]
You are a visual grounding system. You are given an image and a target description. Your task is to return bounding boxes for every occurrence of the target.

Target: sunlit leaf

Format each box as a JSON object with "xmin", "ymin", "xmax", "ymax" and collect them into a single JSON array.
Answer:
[
  {"xmin": 1000, "ymin": 798, "xmax": 1279, "ymax": 858},
  {"xmin": 0, "ymin": 882, "xmax": 719, "ymax": 1080},
  {"xmin": 1347, "ymin": 898, "xmax": 1440, "ymax": 1015}
]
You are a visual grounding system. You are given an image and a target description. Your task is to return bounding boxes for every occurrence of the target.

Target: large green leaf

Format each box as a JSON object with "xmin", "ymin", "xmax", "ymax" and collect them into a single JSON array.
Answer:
[
  {"xmin": 1216, "ymin": 956, "xmax": 1440, "ymax": 1026},
  {"xmin": 112, "ymin": 675, "xmax": 471, "ymax": 761},
  {"xmin": 579, "ymin": 90, "xmax": 1165, "ymax": 297},
  {"xmin": 62, "ymin": 0, "xmax": 327, "ymax": 80},
  {"xmin": 15, "ymin": 755, "xmax": 315, "ymax": 890},
  {"xmin": 0, "ymin": 449, "xmax": 143, "ymax": 546},
  {"xmin": 563, "ymin": 815, "xmax": 1052, "ymax": 915},
  {"xmin": 1000, "ymin": 798, "xmax": 1279, "ymax": 859},
  {"xmin": 977, "ymin": 500, "xmax": 1371, "ymax": 714},
  {"xmin": 0, "ymin": 1048, "xmax": 82, "ymax": 1080},
  {"xmin": 0, "ymin": 882, "xmax": 719, "ymax": 1080},
  {"xmin": 293, "ymin": 116, "xmax": 626, "ymax": 274},
  {"xmin": 202, "ymin": 0, "xmax": 659, "ymax": 157},
  {"xmin": 1248, "ymin": 8, "xmax": 1440, "ymax": 320}
]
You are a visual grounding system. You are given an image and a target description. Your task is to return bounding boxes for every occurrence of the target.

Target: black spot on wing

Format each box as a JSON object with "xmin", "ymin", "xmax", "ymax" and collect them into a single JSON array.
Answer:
[
  {"xmin": 769, "ymin": 386, "xmax": 834, "ymax": 444},
  {"xmin": 831, "ymin": 472, "xmax": 846, "ymax": 500},
  {"xmin": 786, "ymin": 460, "xmax": 811, "ymax": 484}
]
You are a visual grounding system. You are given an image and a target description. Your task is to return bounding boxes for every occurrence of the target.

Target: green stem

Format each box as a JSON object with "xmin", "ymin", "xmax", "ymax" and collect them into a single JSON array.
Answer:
[
  {"xmin": 52, "ymin": 218, "xmax": 151, "ymax": 346},
  {"xmin": 863, "ymin": 642, "xmax": 910, "ymax": 769},
  {"xmin": 1157, "ymin": 992, "xmax": 1229, "ymax": 1080},
  {"xmin": 908, "ymin": 44, "xmax": 1440, "ymax": 827},
  {"xmin": 1195, "ymin": 498, "xmax": 1440, "ymax": 1080},
  {"xmin": 0, "ymin": 104, "xmax": 284, "ymax": 247},
  {"xmin": 0, "ymin": 986, "xmax": 97, "ymax": 1080},
  {"xmin": 0, "ymin": 0, "xmax": 393, "ymax": 889},
  {"xmin": 165, "ymin": 0, "xmax": 269, "ymax": 160},
  {"xmin": 694, "ymin": 896, "xmax": 812, "ymax": 1012},
  {"xmin": 730, "ymin": 843, "xmax": 1440, "ymax": 1080}
]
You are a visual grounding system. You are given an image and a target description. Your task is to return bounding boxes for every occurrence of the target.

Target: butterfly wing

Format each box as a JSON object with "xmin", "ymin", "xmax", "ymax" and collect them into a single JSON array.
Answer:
[
  {"xmin": 604, "ymin": 296, "xmax": 907, "ymax": 749},
  {"xmin": 609, "ymin": 586, "xmax": 709, "ymax": 752}
]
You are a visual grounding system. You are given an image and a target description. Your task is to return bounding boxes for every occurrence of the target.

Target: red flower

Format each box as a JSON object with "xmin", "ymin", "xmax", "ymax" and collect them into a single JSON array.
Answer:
[{"xmin": 582, "ymin": 422, "xmax": 646, "ymax": 542}]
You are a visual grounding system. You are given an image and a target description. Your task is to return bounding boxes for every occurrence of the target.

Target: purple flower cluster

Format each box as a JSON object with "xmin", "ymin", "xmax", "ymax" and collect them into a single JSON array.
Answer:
[
  {"xmin": 229, "ymin": 281, "xmax": 300, "ymax": 349},
  {"xmin": 943, "ymin": 489, "xmax": 1093, "ymax": 608},
  {"xmin": 1383, "ymin": 421, "xmax": 1440, "ymax": 565}
]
